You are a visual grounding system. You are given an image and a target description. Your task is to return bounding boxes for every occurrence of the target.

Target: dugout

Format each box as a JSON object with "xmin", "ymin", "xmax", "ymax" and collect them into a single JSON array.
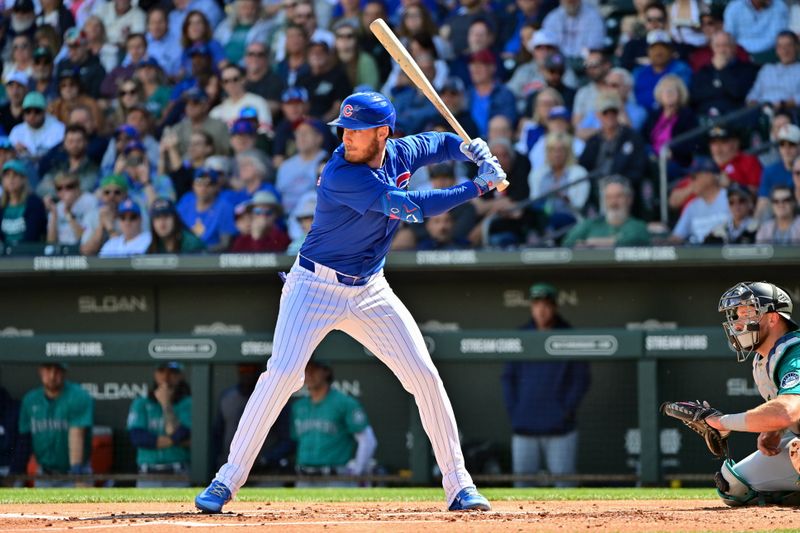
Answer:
[{"xmin": 0, "ymin": 244, "xmax": 797, "ymax": 486}]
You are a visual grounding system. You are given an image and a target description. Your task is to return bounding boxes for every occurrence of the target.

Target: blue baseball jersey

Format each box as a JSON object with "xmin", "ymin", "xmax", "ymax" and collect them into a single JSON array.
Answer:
[{"xmin": 300, "ymin": 132, "xmax": 468, "ymax": 277}]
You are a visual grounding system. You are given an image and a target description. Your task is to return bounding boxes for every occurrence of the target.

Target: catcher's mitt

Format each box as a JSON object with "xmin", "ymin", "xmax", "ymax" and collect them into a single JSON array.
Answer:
[{"xmin": 660, "ymin": 400, "xmax": 729, "ymax": 459}]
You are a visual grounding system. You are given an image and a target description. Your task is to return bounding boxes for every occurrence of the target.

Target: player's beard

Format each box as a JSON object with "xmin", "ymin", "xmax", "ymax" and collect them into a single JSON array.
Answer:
[{"xmin": 344, "ymin": 136, "xmax": 382, "ymax": 165}]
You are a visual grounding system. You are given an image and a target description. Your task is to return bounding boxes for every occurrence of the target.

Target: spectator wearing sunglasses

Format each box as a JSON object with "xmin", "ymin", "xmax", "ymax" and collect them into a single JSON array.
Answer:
[
  {"xmin": 210, "ymin": 64, "xmax": 272, "ymax": 130},
  {"xmin": 177, "ymin": 167, "xmax": 237, "ymax": 252},
  {"xmin": 755, "ymin": 125, "xmax": 800, "ymax": 220},
  {"xmin": 704, "ymin": 183, "xmax": 759, "ymax": 244},
  {"xmin": 44, "ymin": 171, "xmax": 99, "ymax": 246},
  {"xmin": 99, "ymin": 198, "xmax": 152, "ymax": 257},
  {"xmin": 756, "ymin": 185, "xmax": 800, "ymax": 245},
  {"xmin": 229, "ymin": 191, "xmax": 289, "ymax": 252},
  {"xmin": 9, "ymin": 91, "xmax": 65, "ymax": 163},
  {"xmin": 37, "ymin": 125, "xmax": 99, "ymax": 198}
]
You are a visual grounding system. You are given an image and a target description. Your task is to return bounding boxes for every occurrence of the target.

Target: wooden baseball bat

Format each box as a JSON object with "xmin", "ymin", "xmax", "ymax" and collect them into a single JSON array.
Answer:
[{"xmin": 369, "ymin": 18, "xmax": 510, "ymax": 192}]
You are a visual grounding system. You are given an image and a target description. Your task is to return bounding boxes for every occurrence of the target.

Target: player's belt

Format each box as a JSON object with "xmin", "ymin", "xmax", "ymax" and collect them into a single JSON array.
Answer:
[{"xmin": 298, "ymin": 255, "xmax": 369, "ymax": 287}]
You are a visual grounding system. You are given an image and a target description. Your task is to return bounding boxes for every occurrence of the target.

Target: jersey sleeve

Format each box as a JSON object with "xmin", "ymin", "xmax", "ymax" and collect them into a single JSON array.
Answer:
[
  {"xmin": 175, "ymin": 397, "xmax": 192, "ymax": 428},
  {"xmin": 126, "ymin": 397, "xmax": 148, "ymax": 431},
  {"xmin": 68, "ymin": 387, "xmax": 94, "ymax": 428},
  {"xmin": 393, "ymin": 132, "xmax": 468, "ymax": 174},
  {"xmin": 342, "ymin": 396, "xmax": 370, "ymax": 435},
  {"xmin": 775, "ymin": 346, "xmax": 800, "ymax": 395},
  {"xmin": 324, "ymin": 163, "xmax": 389, "ymax": 215}
]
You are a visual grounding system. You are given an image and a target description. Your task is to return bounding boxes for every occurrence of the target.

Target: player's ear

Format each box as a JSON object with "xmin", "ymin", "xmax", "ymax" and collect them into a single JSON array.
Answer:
[{"xmin": 377, "ymin": 125, "xmax": 390, "ymax": 142}]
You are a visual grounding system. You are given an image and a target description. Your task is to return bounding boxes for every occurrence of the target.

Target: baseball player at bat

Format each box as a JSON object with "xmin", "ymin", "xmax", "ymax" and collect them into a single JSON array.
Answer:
[
  {"xmin": 663, "ymin": 281, "xmax": 800, "ymax": 506},
  {"xmin": 196, "ymin": 91, "xmax": 504, "ymax": 513}
]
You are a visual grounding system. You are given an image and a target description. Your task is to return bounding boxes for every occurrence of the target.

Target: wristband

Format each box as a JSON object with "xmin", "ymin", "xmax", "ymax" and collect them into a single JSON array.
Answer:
[{"xmin": 718, "ymin": 412, "xmax": 748, "ymax": 432}]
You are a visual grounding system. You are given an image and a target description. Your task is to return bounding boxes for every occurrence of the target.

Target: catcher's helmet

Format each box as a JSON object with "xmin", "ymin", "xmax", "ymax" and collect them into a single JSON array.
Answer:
[
  {"xmin": 718, "ymin": 281, "xmax": 798, "ymax": 362},
  {"xmin": 328, "ymin": 91, "xmax": 396, "ymax": 133}
]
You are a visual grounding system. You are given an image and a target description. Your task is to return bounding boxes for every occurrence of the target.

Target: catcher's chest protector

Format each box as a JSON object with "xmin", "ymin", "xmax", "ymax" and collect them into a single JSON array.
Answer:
[{"xmin": 753, "ymin": 333, "xmax": 800, "ymax": 401}]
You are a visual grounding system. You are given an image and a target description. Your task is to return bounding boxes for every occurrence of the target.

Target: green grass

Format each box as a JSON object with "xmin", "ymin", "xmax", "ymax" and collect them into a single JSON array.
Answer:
[{"xmin": 0, "ymin": 487, "xmax": 718, "ymax": 504}]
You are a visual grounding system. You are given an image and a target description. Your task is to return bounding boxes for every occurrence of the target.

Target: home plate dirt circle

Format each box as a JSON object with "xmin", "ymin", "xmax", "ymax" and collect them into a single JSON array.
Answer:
[{"xmin": 0, "ymin": 500, "xmax": 791, "ymax": 532}]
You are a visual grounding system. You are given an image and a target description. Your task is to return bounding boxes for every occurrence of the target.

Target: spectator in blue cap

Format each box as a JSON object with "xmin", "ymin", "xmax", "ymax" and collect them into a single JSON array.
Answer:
[
  {"xmin": 670, "ymin": 157, "xmax": 730, "ymax": 244},
  {"xmin": 10, "ymin": 91, "xmax": 65, "ymax": 162},
  {"xmin": 176, "ymin": 166, "xmax": 237, "ymax": 251},
  {"xmin": 100, "ymin": 123, "xmax": 140, "ymax": 178},
  {"xmin": 238, "ymin": 106, "xmax": 273, "ymax": 155},
  {"xmin": 229, "ymin": 118, "xmax": 258, "ymax": 158},
  {"xmin": 147, "ymin": 197, "xmax": 205, "ymax": 254},
  {"xmin": 272, "ymin": 87, "xmax": 312, "ymax": 167},
  {"xmin": 528, "ymin": 105, "xmax": 584, "ymax": 172},
  {"xmin": 0, "ymin": 159, "xmax": 46, "ymax": 245},
  {"xmin": 98, "ymin": 197, "xmax": 152, "ymax": 256}
]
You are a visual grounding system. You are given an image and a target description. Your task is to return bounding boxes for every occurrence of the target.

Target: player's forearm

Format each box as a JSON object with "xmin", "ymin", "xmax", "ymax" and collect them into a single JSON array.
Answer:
[
  {"xmin": 351, "ymin": 426, "xmax": 377, "ymax": 474},
  {"xmin": 715, "ymin": 396, "xmax": 800, "ymax": 432},
  {"xmin": 68, "ymin": 427, "xmax": 85, "ymax": 466}
]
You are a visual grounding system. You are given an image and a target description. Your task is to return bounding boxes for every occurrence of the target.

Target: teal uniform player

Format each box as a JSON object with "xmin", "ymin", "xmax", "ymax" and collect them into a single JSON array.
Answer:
[
  {"xmin": 711, "ymin": 282, "xmax": 800, "ymax": 506},
  {"xmin": 18, "ymin": 369, "xmax": 93, "ymax": 475}
]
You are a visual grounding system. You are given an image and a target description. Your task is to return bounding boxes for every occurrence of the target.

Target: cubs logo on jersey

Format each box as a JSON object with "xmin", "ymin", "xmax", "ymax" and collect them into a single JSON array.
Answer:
[{"xmin": 395, "ymin": 171, "xmax": 410, "ymax": 190}]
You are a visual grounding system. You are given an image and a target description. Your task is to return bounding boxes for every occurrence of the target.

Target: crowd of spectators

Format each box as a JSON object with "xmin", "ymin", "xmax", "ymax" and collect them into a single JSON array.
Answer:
[{"xmin": 0, "ymin": 0, "xmax": 798, "ymax": 253}]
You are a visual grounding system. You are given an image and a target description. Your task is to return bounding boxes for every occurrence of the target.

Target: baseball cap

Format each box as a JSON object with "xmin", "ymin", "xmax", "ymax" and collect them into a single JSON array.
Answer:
[
  {"xmin": 6, "ymin": 71, "xmax": 29, "ymax": 87},
  {"xmin": 281, "ymin": 87, "xmax": 309, "ymax": 103},
  {"xmin": 249, "ymin": 190, "xmax": 280, "ymax": 207},
  {"xmin": 295, "ymin": 118, "xmax": 328, "ymax": 137},
  {"xmin": 204, "ymin": 155, "xmax": 231, "ymax": 175},
  {"xmin": 777, "ymin": 124, "xmax": 800, "ymax": 145},
  {"xmin": 100, "ymin": 173, "xmax": 130, "ymax": 191},
  {"xmin": 156, "ymin": 361, "xmax": 184, "ymax": 371},
  {"xmin": 543, "ymin": 52, "xmax": 566, "ymax": 72},
  {"xmin": 689, "ymin": 156, "xmax": 718, "ymax": 175},
  {"xmin": 182, "ymin": 86, "xmax": 208, "ymax": 102},
  {"xmin": 529, "ymin": 31, "xmax": 558, "ymax": 50},
  {"xmin": 194, "ymin": 167, "xmax": 219, "ymax": 183},
  {"xmin": 230, "ymin": 118, "xmax": 256, "ymax": 136},
  {"xmin": 727, "ymin": 182, "xmax": 753, "ymax": 201},
  {"xmin": 441, "ymin": 76, "xmax": 465, "ymax": 94},
  {"xmin": 529, "ymin": 282, "xmax": 558, "ymax": 301},
  {"xmin": 41, "ymin": 361, "xmax": 67, "ymax": 370},
  {"xmin": 114, "ymin": 124, "xmax": 139, "ymax": 139},
  {"xmin": 187, "ymin": 43, "xmax": 211, "ymax": 57},
  {"xmin": 547, "ymin": 105, "xmax": 571, "ymax": 122},
  {"xmin": 33, "ymin": 47, "xmax": 53, "ymax": 61},
  {"xmin": 2, "ymin": 159, "xmax": 27, "ymax": 176},
  {"xmin": 58, "ymin": 68, "xmax": 80, "ymax": 81},
  {"xmin": 12, "ymin": 0, "xmax": 34, "ymax": 12},
  {"xmin": 596, "ymin": 92, "xmax": 622, "ymax": 113},
  {"xmin": 117, "ymin": 198, "xmax": 141, "ymax": 217},
  {"xmin": 708, "ymin": 125, "xmax": 733, "ymax": 140},
  {"xmin": 22, "ymin": 91, "xmax": 46, "ymax": 110},
  {"xmin": 469, "ymin": 49, "xmax": 496, "ymax": 65},
  {"xmin": 135, "ymin": 57, "xmax": 161, "ymax": 70},
  {"xmin": 64, "ymin": 27, "xmax": 87, "ymax": 46},
  {"xmin": 239, "ymin": 106, "xmax": 258, "ymax": 120},
  {"xmin": 647, "ymin": 29, "xmax": 672, "ymax": 47},
  {"xmin": 123, "ymin": 140, "xmax": 146, "ymax": 154}
]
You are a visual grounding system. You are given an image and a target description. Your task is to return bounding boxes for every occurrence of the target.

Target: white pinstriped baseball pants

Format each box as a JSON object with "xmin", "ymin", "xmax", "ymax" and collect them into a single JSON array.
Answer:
[{"xmin": 215, "ymin": 257, "xmax": 475, "ymax": 503}]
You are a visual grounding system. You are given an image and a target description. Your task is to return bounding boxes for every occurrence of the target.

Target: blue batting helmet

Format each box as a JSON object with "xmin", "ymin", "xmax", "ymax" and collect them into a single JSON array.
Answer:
[{"xmin": 328, "ymin": 91, "xmax": 396, "ymax": 132}]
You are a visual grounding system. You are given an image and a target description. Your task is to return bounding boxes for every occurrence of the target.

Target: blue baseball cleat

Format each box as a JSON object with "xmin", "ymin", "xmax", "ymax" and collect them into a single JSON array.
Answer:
[
  {"xmin": 195, "ymin": 480, "xmax": 232, "ymax": 513},
  {"xmin": 448, "ymin": 487, "xmax": 491, "ymax": 511}
]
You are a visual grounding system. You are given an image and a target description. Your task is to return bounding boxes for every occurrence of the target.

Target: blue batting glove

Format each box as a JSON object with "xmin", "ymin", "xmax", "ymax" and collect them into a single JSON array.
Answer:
[
  {"xmin": 472, "ymin": 157, "xmax": 506, "ymax": 195},
  {"xmin": 460, "ymin": 138, "xmax": 492, "ymax": 164}
]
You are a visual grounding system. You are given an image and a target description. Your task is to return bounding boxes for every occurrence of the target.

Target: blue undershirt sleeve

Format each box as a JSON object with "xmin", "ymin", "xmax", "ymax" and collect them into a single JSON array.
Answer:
[{"xmin": 368, "ymin": 182, "xmax": 480, "ymax": 222}]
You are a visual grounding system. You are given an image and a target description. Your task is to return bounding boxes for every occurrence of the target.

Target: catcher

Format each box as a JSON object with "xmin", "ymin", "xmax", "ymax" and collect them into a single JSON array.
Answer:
[{"xmin": 662, "ymin": 281, "xmax": 800, "ymax": 506}]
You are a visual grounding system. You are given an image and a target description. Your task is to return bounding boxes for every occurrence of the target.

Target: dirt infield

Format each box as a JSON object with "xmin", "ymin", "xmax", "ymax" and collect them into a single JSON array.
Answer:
[{"xmin": 0, "ymin": 500, "xmax": 792, "ymax": 532}]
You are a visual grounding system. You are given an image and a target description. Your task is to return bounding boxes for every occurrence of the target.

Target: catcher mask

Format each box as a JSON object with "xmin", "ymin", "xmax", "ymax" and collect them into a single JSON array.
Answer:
[{"xmin": 718, "ymin": 281, "xmax": 798, "ymax": 362}]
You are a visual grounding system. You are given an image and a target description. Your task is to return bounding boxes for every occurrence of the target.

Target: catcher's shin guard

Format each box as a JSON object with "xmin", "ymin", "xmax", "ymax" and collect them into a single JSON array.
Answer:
[{"xmin": 715, "ymin": 459, "xmax": 758, "ymax": 506}]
